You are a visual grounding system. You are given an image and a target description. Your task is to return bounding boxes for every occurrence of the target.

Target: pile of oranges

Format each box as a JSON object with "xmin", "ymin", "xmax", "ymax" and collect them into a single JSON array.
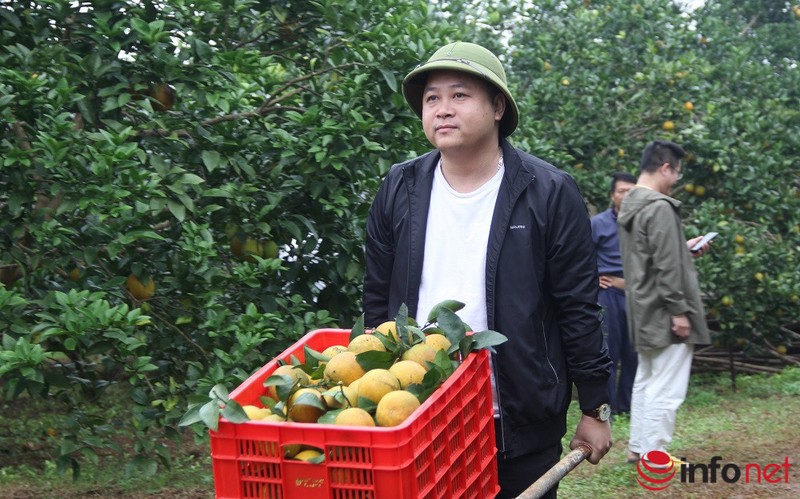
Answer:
[{"xmin": 241, "ymin": 320, "xmax": 455, "ymax": 434}]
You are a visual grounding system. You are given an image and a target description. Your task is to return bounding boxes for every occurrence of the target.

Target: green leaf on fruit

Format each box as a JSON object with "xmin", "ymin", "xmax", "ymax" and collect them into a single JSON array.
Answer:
[
  {"xmin": 436, "ymin": 308, "xmax": 468, "ymax": 346},
  {"xmin": 178, "ymin": 403, "xmax": 203, "ymax": 427},
  {"xmin": 292, "ymin": 391, "xmax": 327, "ymax": 411},
  {"xmin": 199, "ymin": 401, "xmax": 221, "ymax": 432},
  {"xmin": 349, "ymin": 314, "xmax": 365, "ymax": 342},
  {"xmin": 470, "ymin": 330, "xmax": 508, "ymax": 353},
  {"xmin": 221, "ymin": 399, "xmax": 249, "ymax": 423},
  {"xmin": 317, "ymin": 409, "xmax": 342, "ymax": 424},
  {"xmin": 426, "ymin": 300, "xmax": 465, "ymax": 323},
  {"xmin": 355, "ymin": 350, "xmax": 396, "ymax": 371},
  {"xmin": 406, "ymin": 366, "xmax": 444, "ymax": 403},
  {"xmin": 264, "ymin": 374, "xmax": 298, "ymax": 402},
  {"xmin": 303, "ymin": 345, "xmax": 327, "ymax": 367},
  {"xmin": 209, "ymin": 384, "xmax": 230, "ymax": 401}
]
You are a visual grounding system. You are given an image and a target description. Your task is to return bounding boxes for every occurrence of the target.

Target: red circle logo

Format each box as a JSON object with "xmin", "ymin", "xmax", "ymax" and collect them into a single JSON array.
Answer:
[{"xmin": 636, "ymin": 451, "xmax": 676, "ymax": 490}]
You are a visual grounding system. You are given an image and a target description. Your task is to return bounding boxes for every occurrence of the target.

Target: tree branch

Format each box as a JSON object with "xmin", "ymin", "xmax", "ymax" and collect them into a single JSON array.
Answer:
[
  {"xmin": 739, "ymin": 15, "xmax": 759, "ymax": 37},
  {"xmin": 134, "ymin": 61, "xmax": 358, "ymax": 138}
]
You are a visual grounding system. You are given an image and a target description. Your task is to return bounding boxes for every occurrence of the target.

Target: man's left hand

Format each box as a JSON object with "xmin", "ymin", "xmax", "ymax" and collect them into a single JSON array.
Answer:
[
  {"xmin": 569, "ymin": 415, "xmax": 612, "ymax": 464},
  {"xmin": 599, "ymin": 275, "xmax": 625, "ymax": 290},
  {"xmin": 686, "ymin": 235, "xmax": 711, "ymax": 257}
]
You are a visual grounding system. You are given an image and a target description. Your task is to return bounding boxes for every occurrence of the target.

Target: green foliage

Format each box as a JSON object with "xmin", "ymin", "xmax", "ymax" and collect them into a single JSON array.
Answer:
[
  {"xmin": 500, "ymin": 0, "xmax": 800, "ymax": 349},
  {"xmin": 0, "ymin": 0, "xmax": 462, "ymax": 478},
  {"xmin": 1, "ymin": 0, "xmax": 798, "ymax": 482}
]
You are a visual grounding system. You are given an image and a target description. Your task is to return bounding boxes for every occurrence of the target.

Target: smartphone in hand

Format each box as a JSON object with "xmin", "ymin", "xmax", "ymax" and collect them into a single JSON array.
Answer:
[{"xmin": 691, "ymin": 232, "xmax": 718, "ymax": 253}]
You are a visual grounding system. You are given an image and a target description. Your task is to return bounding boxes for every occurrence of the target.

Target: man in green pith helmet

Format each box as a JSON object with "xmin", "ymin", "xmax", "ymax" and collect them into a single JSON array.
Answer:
[{"xmin": 363, "ymin": 41, "xmax": 613, "ymax": 497}]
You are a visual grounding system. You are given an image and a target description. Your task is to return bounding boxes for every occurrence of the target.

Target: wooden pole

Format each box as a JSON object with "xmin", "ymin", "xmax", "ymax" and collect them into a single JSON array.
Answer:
[{"xmin": 516, "ymin": 444, "xmax": 592, "ymax": 499}]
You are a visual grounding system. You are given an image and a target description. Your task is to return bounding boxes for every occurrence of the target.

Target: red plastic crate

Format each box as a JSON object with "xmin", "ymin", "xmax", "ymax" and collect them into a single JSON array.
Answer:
[{"xmin": 209, "ymin": 328, "xmax": 499, "ymax": 498}]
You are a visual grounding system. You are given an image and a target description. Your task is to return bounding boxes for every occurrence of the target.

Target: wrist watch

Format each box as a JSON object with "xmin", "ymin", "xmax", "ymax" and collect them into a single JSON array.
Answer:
[{"xmin": 583, "ymin": 403, "xmax": 611, "ymax": 422}]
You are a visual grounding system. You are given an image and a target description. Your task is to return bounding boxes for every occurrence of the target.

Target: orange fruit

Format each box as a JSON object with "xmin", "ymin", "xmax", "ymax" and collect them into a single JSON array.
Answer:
[
  {"xmin": 375, "ymin": 390, "xmax": 421, "ymax": 427},
  {"xmin": 334, "ymin": 407, "xmax": 376, "ymax": 427},
  {"xmin": 357, "ymin": 369, "xmax": 400, "ymax": 405},
  {"xmin": 348, "ymin": 334, "xmax": 386, "ymax": 354},
  {"xmin": 323, "ymin": 351, "xmax": 366, "ymax": 386},
  {"xmin": 267, "ymin": 364, "xmax": 310, "ymax": 400},
  {"xmin": 126, "ymin": 273, "xmax": 155, "ymax": 300},
  {"xmin": 287, "ymin": 388, "xmax": 326, "ymax": 423},
  {"xmin": 400, "ymin": 344, "xmax": 438, "ymax": 370},
  {"xmin": 389, "ymin": 360, "xmax": 427, "ymax": 388}
]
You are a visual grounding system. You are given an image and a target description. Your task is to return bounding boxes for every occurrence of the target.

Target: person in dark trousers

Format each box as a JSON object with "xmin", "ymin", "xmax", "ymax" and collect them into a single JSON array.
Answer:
[
  {"xmin": 591, "ymin": 172, "xmax": 638, "ymax": 415},
  {"xmin": 362, "ymin": 41, "xmax": 612, "ymax": 498}
]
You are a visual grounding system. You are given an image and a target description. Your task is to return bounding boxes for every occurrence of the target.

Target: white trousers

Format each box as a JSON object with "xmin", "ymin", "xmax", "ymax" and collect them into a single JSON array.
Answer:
[{"xmin": 628, "ymin": 343, "xmax": 694, "ymax": 454}]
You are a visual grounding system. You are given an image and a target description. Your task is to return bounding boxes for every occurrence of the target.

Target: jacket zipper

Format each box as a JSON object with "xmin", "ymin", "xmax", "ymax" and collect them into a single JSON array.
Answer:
[
  {"xmin": 491, "ymin": 352, "xmax": 505, "ymax": 455},
  {"xmin": 541, "ymin": 320, "xmax": 560, "ymax": 384}
]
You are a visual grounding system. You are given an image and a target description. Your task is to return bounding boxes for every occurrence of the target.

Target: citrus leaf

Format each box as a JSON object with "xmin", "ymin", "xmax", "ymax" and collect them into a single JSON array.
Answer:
[
  {"xmin": 349, "ymin": 319, "xmax": 364, "ymax": 343},
  {"xmin": 470, "ymin": 330, "xmax": 508, "ymax": 353},
  {"xmin": 394, "ymin": 304, "xmax": 412, "ymax": 346},
  {"xmin": 350, "ymin": 313, "xmax": 365, "ymax": 339},
  {"xmin": 208, "ymin": 383, "xmax": 230, "ymax": 401},
  {"xmin": 292, "ymin": 391, "xmax": 327, "ymax": 411},
  {"xmin": 264, "ymin": 374, "xmax": 297, "ymax": 402},
  {"xmin": 458, "ymin": 335, "xmax": 475, "ymax": 360},
  {"xmin": 259, "ymin": 396, "xmax": 277, "ymax": 410},
  {"xmin": 395, "ymin": 303, "xmax": 410, "ymax": 325},
  {"xmin": 199, "ymin": 400, "xmax": 221, "ymax": 432},
  {"xmin": 356, "ymin": 397, "xmax": 377, "ymax": 412},
  {"xmin": 306, "ymin": 363, "xmax": 326, "ymax": 380},
  {"xmin": 407, "ymin": 366, "xmax": 444, "ymax": 403},
  {"xmin": 303, "ymin": 345, "xmax": 326, "ymax": 367},
  {"xmin": 407, "ymin": 325, "xmax": 426, "ymax": 344},
  {"xmin": 379, "ymin": 68, "xmax": 398, "ymax": 92},
  {"xmin": 426, "ymin": 300, "xmax": 465, "ymax": 323},
  {"xmin": 437, "ymin": 308, "xmax": 468, "ymax": 346},
  {"xmin": 373, "ymin": 330, "xmax": 400, "ymax": 352},
  {"xmin": 317, "ymin": 409, "xmax": 341, "ymax": 424},
  {"xmin": 431, "ymin": 349, "xmax": 455, "ymax": 377},
  {"xmin": 222, "ymin": 399, "xmax": 249, "ymax": 423},
  {"xmin": 355, "ymin": 350, "xmax": 396, "ymax": 371},
  {"xmin": 178, "ymin": 403, "xmax": 202, "ymax": 427}
]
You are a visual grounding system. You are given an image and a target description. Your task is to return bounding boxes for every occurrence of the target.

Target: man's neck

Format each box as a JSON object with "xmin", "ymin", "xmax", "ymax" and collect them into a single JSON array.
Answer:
[
  {"xmin": 439, "ymin": 142, "xmax": 502, "ymax": 193},
  {"xmin": 637, "ymin": 174, "xmax": 666, "ymax": 195}
]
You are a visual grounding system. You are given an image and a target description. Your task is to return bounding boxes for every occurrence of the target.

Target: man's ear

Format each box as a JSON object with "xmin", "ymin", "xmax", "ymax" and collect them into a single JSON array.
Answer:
[{"xmin": 493, "ymin": 93, "xmax": 506, "ymax": 122}]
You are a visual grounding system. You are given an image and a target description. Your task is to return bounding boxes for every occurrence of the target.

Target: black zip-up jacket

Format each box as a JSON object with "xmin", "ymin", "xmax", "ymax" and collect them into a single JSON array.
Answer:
[{"xmin": 363, "ymin": 139, "xmax": 611, "ymax": 458}]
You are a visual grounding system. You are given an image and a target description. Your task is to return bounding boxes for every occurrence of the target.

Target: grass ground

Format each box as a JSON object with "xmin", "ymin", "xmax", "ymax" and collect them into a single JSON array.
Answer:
[
  {"xmin": 558, "ymin": 366, "xmax": 800, "ymax": 498},
  {"xmin": 1, "ymin": 367, "xmax": 798, "ymax": 498}
]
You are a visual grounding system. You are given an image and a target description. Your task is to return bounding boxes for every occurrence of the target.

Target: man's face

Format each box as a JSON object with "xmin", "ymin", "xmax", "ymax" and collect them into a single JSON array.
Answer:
[
  {"xmin": 421, "ymin": 70, "xmax": 504, "ymax": 153},
  {"xmin": 611, "ymin": 180, "xmax": 636, "ymax": 212},
  {"xmin": 664, "ymin": 161, "xmax": 682, "ymax": 194}
]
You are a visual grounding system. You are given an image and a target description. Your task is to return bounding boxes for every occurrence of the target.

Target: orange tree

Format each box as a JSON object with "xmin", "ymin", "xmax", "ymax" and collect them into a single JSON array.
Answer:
[
  {"xmin": 4, "ymin": 0, "xmax": 799, "ymax": 480},
  {"xmin": 499, "ymin": 0, "xmax": 800, "ymax": 353},
  {"xmin": 0, "ymin": 0, "xmax": 463, "ymax": 476}
]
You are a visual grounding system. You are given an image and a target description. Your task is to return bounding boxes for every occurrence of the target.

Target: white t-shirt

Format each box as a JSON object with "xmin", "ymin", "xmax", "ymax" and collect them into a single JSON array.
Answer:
[
  {"xmin": 416, "ymin": 158, "xmax": 504, "ymax": 417},
  {"xmin": 415, "ymin": 159, "xmax": 503, "ymax": 330}
]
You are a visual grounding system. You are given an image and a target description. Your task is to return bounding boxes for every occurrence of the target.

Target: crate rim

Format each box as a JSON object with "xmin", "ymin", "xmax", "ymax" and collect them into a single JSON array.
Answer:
[{"xmin": 220, "ymin": 327, "xmax": 487, "ymax": 433}]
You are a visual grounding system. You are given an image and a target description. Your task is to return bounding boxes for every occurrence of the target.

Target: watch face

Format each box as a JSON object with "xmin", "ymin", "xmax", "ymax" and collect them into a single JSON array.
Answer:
[{"xmin": 599, "ymin": 403, "xmax": 612, "ymax": 421}]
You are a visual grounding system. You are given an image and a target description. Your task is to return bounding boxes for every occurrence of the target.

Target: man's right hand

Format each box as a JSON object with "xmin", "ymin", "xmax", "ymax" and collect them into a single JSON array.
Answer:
[{"xmin": 672, "ymin": 314, "xmax": 690, "ymax": 338}]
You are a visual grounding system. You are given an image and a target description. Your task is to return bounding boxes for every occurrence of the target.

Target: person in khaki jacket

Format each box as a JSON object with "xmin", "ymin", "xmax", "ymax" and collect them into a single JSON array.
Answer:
[{"xmin": 617, "ymin": 140, "xmax": 712, "ymax": 464}]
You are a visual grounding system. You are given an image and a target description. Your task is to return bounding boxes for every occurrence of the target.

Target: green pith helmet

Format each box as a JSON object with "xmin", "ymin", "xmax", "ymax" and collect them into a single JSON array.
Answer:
[{"xmin": 402, "ymin": 41, "xmax": 519, "ymax": 137}]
